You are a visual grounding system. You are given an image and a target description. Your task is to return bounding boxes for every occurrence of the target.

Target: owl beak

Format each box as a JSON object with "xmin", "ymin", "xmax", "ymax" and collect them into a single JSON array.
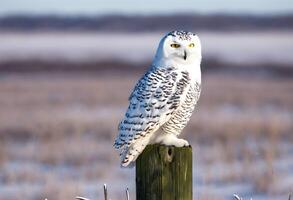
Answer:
[{"xmin": 183, "ymin": 50, "xmax": 187, "ymax": 60}]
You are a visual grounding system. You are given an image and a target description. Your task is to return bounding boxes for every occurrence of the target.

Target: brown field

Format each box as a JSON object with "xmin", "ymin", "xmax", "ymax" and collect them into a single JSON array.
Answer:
[{"xmin": 0, "ymin": 70, "xmax": 292, "ymax": 200}]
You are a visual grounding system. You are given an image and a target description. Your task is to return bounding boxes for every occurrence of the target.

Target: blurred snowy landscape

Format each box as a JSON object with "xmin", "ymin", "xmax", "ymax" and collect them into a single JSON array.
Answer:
[
  {"xmin": 0, "ymin": 71, "xmax": 292, "ymax": 200},
  {"xmin": 0, "ymin": 13, "xmax": 292, "ymax": 200},
  {"xmin": 0, "ymin": 31, "xmax": 292, "ymax": 64}
]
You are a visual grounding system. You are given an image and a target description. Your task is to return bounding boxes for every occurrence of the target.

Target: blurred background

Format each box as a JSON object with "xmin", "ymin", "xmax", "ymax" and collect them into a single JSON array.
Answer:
[{"xmin": 0, "ymin": 0, "xmax": 292, "ymax": 200}]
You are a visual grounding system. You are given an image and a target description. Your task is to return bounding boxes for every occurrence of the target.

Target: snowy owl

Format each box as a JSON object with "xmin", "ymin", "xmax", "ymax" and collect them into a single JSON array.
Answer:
[{"xmin": 114, "ymin": 30, "xmax": 202, "ymax": 167}]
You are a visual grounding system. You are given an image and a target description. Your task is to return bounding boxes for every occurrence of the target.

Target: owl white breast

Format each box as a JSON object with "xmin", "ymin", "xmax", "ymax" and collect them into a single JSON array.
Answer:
[{"xmin": 114, "ymin": 30, "xmax": 202, "ymax": 167}]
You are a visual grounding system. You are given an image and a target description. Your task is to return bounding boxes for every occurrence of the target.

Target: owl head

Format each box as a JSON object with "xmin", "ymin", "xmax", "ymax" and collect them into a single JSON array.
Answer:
[{"xmin": 153, "ymin": 30, "xmax": 202, "ymax": 66}]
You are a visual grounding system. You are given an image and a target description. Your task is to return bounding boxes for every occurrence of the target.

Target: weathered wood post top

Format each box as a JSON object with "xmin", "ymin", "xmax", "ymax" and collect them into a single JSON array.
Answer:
[{"xmin": 136, "ymin": 144, "xmax": 192, "ymax": 200}]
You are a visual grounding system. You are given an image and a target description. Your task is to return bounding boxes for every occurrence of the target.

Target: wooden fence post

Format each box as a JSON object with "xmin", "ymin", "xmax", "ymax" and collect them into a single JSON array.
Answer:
[{"xmin": 136, "ymin": 144, "xmax": 192, "ymax": 200}]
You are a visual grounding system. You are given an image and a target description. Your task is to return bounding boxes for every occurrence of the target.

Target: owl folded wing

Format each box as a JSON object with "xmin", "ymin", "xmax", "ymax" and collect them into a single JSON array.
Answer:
[{"xmin": 114, "ymin": 67, "xmax": 190, "ymax": 166}]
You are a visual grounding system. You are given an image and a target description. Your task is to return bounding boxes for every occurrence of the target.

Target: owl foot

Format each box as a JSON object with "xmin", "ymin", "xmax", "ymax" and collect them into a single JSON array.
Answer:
[{"xmin": 160, "ymin": 134, "xmax": 189, "ymax": 147}]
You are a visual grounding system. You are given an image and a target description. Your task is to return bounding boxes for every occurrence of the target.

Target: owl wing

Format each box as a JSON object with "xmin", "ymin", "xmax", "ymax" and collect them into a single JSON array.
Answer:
[{"xmin": 114, "ymin": 67, "xmax": 190, "ymax": 167}]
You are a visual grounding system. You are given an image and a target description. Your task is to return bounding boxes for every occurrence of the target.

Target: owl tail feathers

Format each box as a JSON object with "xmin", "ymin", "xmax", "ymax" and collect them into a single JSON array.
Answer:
[
  {"xmin": 119, "ymin": 136, "xmax": 151, "ymax": 168},
  {"xmin": 120, "ymin": 144, "xmax": 144, "ymax": 168},
  {"xmin": 121, "ymin": 157, "xmax": 136, "ymax": 168}
]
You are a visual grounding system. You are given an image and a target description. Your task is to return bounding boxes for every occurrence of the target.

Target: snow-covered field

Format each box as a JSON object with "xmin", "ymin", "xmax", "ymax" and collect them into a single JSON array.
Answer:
[
  {"xmin": 0, "ymin": 30, "xmax": 292, "ymax": 200},
  {"xmin": 0, "ymin": 73, "xmax": 292, "ymax": 200},
  {"xmin": 0, "ymin": 31, "xmax": 293, "ymax": 64}
]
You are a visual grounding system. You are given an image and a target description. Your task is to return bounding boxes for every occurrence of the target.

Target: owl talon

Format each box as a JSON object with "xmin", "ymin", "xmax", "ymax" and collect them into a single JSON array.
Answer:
[
  {"xmin": 174, "ymin": 138, "xmax": 189, "ymax": 147},
  {"xmin": 160, "ymin": 134, "xmax": 189, "ymax": 147}
]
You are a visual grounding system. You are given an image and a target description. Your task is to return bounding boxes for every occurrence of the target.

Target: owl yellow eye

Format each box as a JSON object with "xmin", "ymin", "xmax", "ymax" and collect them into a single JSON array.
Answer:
[
  {"xmin": 170, "ymin": 43, "xmax": 180, "ymax": 48},
  {"xmin": 189, "ymin": 43, "xmax": 195, "ymax": 48}
]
